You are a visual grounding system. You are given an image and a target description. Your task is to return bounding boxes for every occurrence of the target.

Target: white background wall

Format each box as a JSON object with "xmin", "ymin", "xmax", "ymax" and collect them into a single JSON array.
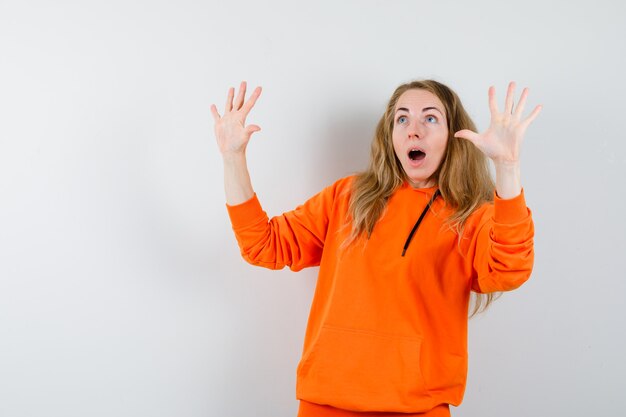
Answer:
[{"xmin": 1, "ymin": 1, "xmax": 625, "ymax": 416}]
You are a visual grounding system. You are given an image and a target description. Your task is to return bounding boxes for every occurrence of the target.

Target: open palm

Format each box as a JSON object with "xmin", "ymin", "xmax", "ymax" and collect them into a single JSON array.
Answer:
[
  {"xmin": 454, "ymin": 82, "xmax": 542, "ymax": 163},
  {"xmin": 211, "ymin": 81, "xmax": 262, "ymax": 156}
]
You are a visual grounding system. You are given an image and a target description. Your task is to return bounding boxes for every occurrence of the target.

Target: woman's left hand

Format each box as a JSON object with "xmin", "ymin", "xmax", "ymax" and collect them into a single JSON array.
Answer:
[{"xmin": 453, "ymin": 82, "xmax": 542, "ymax": 164}]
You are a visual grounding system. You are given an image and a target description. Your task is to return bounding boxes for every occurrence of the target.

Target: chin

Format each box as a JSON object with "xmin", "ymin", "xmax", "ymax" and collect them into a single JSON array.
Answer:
[{"xmin": 406, "ymin": 170, "xmax": 437, "ymax": 188}]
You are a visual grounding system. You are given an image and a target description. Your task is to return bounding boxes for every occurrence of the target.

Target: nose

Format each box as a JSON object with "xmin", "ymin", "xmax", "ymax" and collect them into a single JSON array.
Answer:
[{"xmin": 408, "ymin": 120, "xmax": 424, "ymax": 140}]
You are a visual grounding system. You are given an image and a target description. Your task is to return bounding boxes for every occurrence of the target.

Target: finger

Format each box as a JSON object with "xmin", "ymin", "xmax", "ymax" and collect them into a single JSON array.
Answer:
[
  {"xmin": 241, "ymin": 86, "xmax": 262, "ymax": 117},
  {"xmin": 514, "ymin": 87, "xmax": 529, "ymax": 119},
  {"xmin": 233, "ymin": 81, "xmax": 247, "ymax": 111},
  {"xmin": 454, "ymin": 129, "xmax": 481, "ymax": 146},
  {"xmin": 504, "ymin": 81, "xmax": 516, "ymax": 115},
  {"xmin": 210, "ymin": 104, "xmax": 221, "ymax": 122},
  {"xmin": 225, "ymin": 87, "xmax": 234, "ymax": 113},
  {"xmin": 521, "ymin": 104, "xmax": 543, "ymax": 128},
  {"xmin": 488, "ymin": 86, "xmax": 499, "ymax": 115},
  {"xmin": 246, "ymin": 124, "xmax": 261, "ymax": 135}
]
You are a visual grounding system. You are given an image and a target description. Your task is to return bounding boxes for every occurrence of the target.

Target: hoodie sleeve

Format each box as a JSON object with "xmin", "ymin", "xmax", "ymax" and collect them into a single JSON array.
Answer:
[
  {"xmin": 225, "ymin": 180, "xmax": 342, "ymax": 272},
  {"xmin": 465, "ymin": 189, "xmax": 535, "ymax": 293}
]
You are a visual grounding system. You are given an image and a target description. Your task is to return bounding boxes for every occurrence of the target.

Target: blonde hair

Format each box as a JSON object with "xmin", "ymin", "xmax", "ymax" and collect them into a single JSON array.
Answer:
[{"xmin": 348, "ymin": 80, "xmax": 500, "ymax": 317}]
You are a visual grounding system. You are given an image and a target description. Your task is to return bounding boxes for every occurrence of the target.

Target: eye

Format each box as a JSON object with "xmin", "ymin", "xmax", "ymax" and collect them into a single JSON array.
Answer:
[
  {"xmin": 397, "ymin": 115, "xmax": 408, "ymax": 124},
  {"xmin": 425, "ymin": 115, "xmax": 438, "ymax": 124}
]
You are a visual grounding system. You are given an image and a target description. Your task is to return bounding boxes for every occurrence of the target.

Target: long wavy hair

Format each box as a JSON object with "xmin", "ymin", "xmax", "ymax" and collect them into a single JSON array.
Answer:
[{"xmin": 347, "ymin": 80, "xmax": 500, "ymax": 317}]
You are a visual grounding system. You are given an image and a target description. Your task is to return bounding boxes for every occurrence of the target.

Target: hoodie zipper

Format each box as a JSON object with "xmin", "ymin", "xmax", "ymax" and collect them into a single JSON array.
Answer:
[{"xmin": 401, "ymin": 189, "xmax": 441, "ymax": 257}]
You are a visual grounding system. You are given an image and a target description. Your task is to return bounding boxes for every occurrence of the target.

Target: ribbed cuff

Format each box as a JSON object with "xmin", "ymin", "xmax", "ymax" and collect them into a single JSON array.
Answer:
[
  {"xmin": 493, "ymin": 188, "xmax": 530, "ymax": 224},
  {"xmin": 297, "ymin": 400, "xmax": 450, "ymax": 417},
  {"xmin": 225, "ymin": 194, "xmax": 266, "ymax": 229}
]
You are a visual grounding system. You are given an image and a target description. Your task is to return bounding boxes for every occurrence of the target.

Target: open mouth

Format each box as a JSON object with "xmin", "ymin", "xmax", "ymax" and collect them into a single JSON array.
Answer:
[{"xmin": 408, "ymin": 149, "xmax": 426, "ymax": 161}]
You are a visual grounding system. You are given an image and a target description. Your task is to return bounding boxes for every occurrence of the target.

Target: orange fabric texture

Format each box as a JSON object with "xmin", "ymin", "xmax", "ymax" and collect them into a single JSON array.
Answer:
[{"xmin": 226, "ymin": 176, "xmax": 534, "ymax": 415}]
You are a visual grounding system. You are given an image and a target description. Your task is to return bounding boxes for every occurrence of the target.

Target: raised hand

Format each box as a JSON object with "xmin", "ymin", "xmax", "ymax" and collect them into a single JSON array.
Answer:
[
  {"xmin": 211, "ymin": 81, "xmax": 262, "ymax": 157},
  {"xmin": 453, "ymin": 82, "xmax": 542, "ymax": 164}
]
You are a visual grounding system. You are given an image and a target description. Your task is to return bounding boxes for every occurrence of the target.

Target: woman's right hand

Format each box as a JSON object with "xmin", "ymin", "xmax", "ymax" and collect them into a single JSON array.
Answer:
[{"xmin": 211, "ymin": 81, "xmax": 262, "ymax": 157}]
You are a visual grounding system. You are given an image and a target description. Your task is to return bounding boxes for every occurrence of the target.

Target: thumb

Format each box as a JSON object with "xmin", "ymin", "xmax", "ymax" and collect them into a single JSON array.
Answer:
[
  {"xmin": 454, "ymin": 129, "xmax": 480, "ymax": 145},
  {"xmin": 246, "ymin": 124, "xmax": 261, "ymax": 134},
  {"xmin": 245, "ymin": 124, "xmax": 261, "ymax": 137}
]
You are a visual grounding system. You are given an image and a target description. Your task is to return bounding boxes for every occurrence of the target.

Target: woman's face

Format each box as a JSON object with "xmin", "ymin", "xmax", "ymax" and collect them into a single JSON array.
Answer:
[{"xmin": 392, "ymin": 89, "xmax": 449, "ymax": 188}]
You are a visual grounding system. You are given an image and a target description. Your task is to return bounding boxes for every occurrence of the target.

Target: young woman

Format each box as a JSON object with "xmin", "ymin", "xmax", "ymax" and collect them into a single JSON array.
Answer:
[{"xmin": 211, "ymin": 79, "xmax": 541, "ymax": 417}]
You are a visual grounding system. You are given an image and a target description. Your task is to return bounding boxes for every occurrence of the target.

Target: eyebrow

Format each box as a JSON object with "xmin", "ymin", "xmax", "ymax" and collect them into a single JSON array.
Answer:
[{"xmin": 395, "ymin": 106, "xmax": 444, "ymax": 115}]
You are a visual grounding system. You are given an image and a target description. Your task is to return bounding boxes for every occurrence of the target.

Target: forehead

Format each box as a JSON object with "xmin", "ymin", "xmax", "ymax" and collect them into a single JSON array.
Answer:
[{"xmin": 395, "ymin": 89, "xmax": 445, "ymax": 113}]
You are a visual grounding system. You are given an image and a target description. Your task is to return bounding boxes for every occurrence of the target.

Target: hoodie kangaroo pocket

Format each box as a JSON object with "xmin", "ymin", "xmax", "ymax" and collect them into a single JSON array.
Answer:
[{"xmin": 296, "ymin": 324, "xmax": 432, "ymax": 412}]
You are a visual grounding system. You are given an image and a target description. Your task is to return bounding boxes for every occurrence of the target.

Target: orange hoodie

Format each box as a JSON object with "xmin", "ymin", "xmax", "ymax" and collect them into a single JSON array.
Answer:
[{"xmin": 226, "ymin": 176, "xmax": 534, "ymax": 415}]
